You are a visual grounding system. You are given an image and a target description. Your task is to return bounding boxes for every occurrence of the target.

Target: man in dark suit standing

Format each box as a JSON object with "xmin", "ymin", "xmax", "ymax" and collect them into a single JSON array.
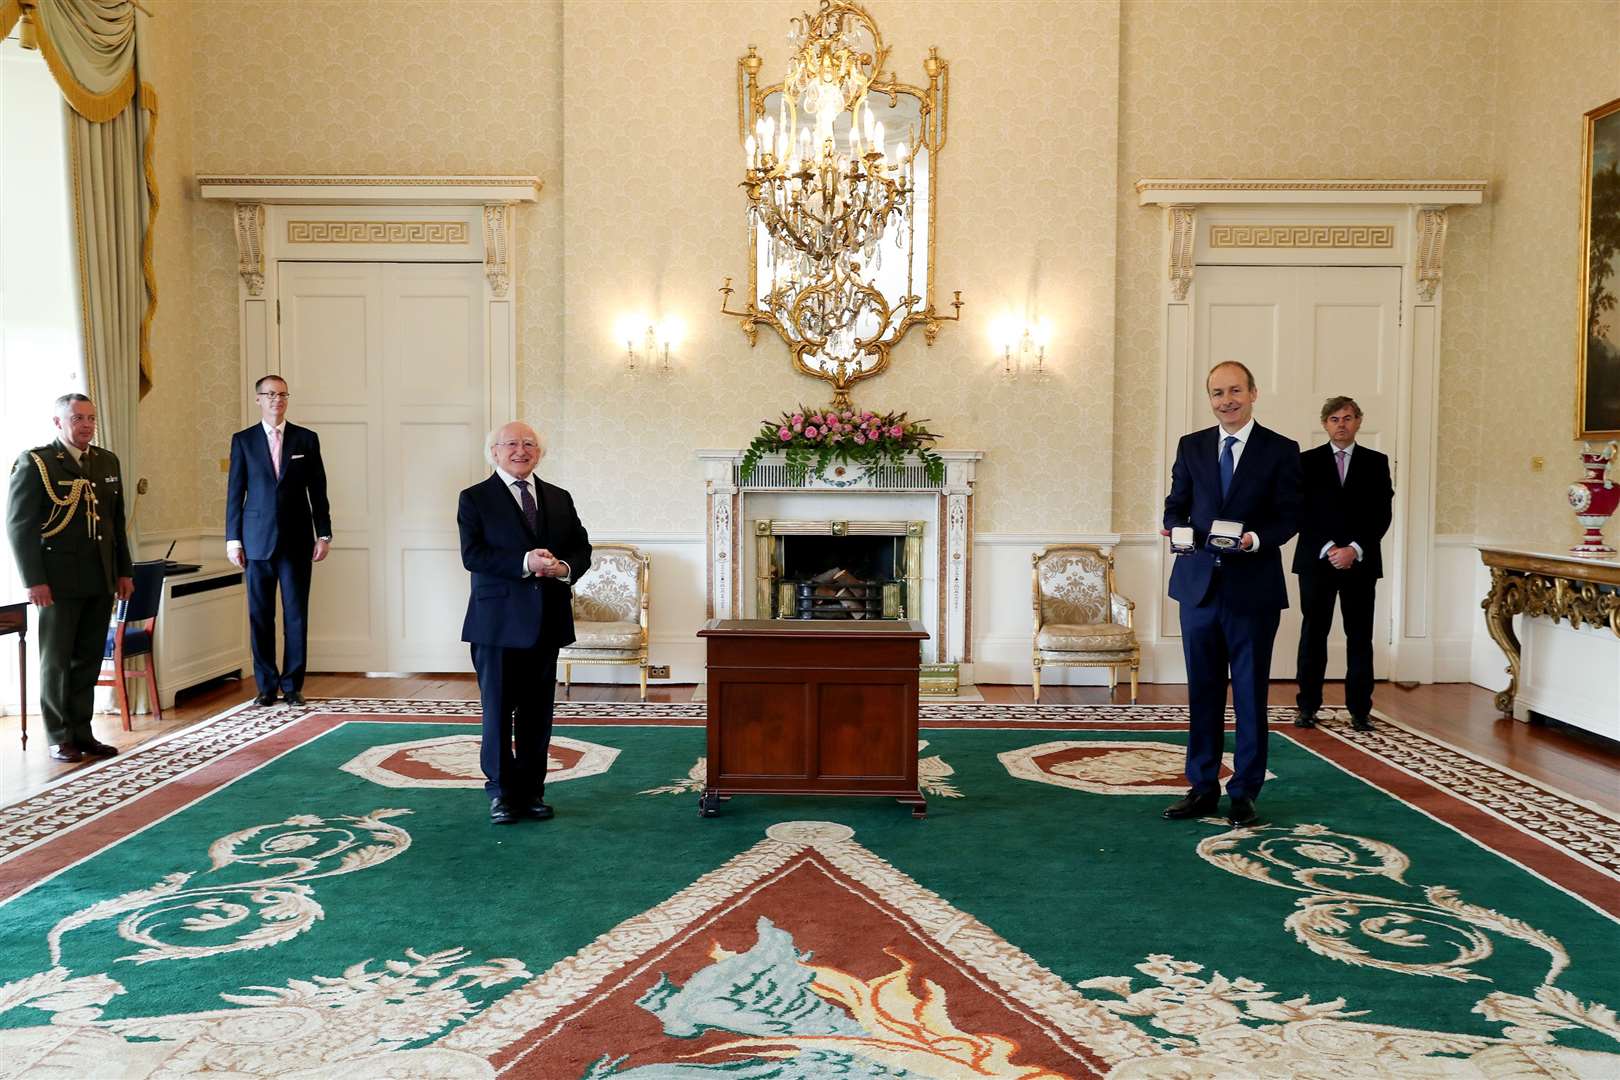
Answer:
[
  {"xmin": 1292, "ymin": 396, "xmax": 1394, "ymax": 733},
  {"xmin": 225, "ymin": 375, "xmax": 331, "ymax": 708},
  {"xmin": 1161, "ymin": 361, "xmax": 1301, "ymax": 827},
  {"xmin": 6, "ymin": 394, "xmax": 134, "ymax": 762},
  {"xmin": 458, "ymin": 421, "xmax": 590, "ymax": 825}
]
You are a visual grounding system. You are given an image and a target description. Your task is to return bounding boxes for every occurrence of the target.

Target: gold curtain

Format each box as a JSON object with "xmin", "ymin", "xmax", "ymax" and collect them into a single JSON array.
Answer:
[{"xmin": 1, "ymin": 0, "xmax": 158, "ymax": 412}]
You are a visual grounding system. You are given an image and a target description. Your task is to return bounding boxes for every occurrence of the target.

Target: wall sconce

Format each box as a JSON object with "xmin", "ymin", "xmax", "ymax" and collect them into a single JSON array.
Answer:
[
  {"xmin": 616, "ymin": 315, "xmax": 681, "ymax": 376},
  {"xmin": 992, "ymin": 316, "xmax": 1050, "ymax": 380}
]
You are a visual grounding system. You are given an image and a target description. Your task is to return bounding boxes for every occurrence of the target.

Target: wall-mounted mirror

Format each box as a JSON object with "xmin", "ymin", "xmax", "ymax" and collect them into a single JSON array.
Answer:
[{"xmin": 720, "ymin": 2, "xmax": 960, "ymax": 406}]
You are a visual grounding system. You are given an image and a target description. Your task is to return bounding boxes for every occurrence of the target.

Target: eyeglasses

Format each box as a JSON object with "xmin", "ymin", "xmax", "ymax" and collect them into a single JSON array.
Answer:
[
  {"xmin": 257, "ymin": 391, "xmax": 290, "ymax": 401},
  {"xmin": 495, "ymin": 440, "xmax": 539, "ymax": 451}
]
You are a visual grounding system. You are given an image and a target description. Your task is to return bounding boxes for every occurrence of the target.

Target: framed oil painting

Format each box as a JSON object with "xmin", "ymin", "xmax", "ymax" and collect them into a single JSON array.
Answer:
[{"xmin": 1578, "ymin": 95, "xmax": 1620, "ymax": 437}]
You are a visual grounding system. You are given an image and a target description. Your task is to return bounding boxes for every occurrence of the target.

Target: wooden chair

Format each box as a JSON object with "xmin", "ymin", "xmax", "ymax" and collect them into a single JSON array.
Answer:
[
  {"xmin": 560, "ymin": 544, "xmax": 651, "ymax": 700},
  {"xmin": 1031, "ymin": 544, "xmax": 1139, "ymax": 703},
  {"xmin": 99, "ymin": 560, "xmax": 165, "ymax": 730}
]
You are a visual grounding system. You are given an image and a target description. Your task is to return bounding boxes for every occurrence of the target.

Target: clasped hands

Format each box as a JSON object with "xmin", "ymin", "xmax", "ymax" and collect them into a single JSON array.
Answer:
[
  {"xmin": 1325, "ymin": 545, "xmax": 1358, "ymax": 570},
  {"xmin": 526, "ymin": 548, "xmax": 566, "ymax": 578}
]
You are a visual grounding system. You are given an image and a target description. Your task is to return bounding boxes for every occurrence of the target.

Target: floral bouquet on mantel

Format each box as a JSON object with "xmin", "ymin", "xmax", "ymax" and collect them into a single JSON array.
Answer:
[{"xmin": 741, "ymin": 405, "xmax": 944, "ymax": 486}]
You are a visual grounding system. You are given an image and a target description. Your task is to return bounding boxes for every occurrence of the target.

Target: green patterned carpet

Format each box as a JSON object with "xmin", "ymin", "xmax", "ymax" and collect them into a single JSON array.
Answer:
[{"xmin": 0, "ymin": 701, "xmax": 1616, "ymax": 1078}]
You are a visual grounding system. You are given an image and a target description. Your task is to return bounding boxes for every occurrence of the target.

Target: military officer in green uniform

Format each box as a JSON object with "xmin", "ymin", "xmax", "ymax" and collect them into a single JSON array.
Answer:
[{"xmin": 5, "ymin": 393, "xmax": 134, "ymax": 762}]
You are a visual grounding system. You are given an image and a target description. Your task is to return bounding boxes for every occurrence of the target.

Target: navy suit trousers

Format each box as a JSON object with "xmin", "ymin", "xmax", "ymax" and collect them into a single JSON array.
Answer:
[
  {"xmin": 246, "ymin": 552, "xmax": 312, "ymax": 694},
  {"xmin": 471, "ymin": 641, "xmax": 558, "ymax": 801},
  {"xmin": 1178, "ymin": 595, "xmax": 1279, "ymax": 800}
]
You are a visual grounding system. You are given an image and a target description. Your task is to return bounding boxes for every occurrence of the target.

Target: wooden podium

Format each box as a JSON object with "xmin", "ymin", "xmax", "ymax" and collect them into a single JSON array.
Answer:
[{"xmin": 696, "ymin": 618, "xmax": 929, "ymax": 818}]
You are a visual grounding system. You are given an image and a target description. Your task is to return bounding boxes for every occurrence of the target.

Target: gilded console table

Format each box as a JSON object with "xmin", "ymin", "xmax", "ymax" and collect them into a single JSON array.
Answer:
[{"xmin": 1479, "ymin": 547, "xmax": 1620, "ymax": 717}]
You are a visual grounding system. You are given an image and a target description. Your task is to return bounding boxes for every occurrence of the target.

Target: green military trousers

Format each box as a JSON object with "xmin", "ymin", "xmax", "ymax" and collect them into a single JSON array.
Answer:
[{"xmin": 37, "ymin": 592, "xmax": 115, "ymax": 746}]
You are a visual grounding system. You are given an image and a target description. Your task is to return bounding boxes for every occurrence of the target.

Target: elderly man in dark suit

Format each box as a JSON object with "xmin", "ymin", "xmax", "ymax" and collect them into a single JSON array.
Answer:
[
  {"xmin": 1161, "ymin": 361, "xmax": 1302, "ymax": 827},
  {"xmin": 458, "ymin": 421, "xmax": 591, "ymax": 825},
  {"xmin": 6, "ymin": 394, "xmax": 134, "ymax": 762},
  {"xmin": 1292, "ymin": 396, "xmax": 1394, "ymax": 733},
  {"xmin": 225, "ymin": 375, "xmax": 332, "ymax": 708}
]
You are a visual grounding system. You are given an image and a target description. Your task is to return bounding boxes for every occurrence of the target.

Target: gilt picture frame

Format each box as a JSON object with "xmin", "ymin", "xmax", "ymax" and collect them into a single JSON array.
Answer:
[{"xmin": 1578, "ymin": 95, "xmax": 1620, "ymax": 437}]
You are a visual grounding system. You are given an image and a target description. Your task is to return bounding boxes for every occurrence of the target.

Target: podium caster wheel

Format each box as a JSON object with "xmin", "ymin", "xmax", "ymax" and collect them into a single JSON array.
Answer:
[{"xmin": 698, "ymin": 793, "xmax": 721, "ymax": 818}]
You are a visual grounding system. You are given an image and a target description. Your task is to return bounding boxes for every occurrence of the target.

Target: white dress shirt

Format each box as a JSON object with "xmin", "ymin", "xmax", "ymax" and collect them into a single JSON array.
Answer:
[{"xmin": 494, "ymin": 467, "xmax": 571, "ymax": 582}]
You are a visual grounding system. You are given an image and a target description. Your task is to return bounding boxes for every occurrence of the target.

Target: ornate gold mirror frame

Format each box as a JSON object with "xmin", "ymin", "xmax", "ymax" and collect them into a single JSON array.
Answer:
[{"xmin": 719, "ymin": 1, "xmax": 960, "ymax": 407}]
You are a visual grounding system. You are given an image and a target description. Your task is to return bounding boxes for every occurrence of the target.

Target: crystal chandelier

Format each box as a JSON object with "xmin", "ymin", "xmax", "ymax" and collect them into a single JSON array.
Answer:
[
  {"xmin": 743, "ymin": 2, "xmax": 907, "ymax": 279},
  {"xmin": 721, "ymin": 1, "xmax": 960, "ymax": 407}
]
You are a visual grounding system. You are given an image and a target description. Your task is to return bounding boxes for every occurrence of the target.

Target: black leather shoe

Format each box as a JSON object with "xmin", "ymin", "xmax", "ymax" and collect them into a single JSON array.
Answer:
[
  {"xmin": 1228, "ymin": 796, "xmax": 1259, "ymax": 828},
  {"xmin": 1350, "ymin": 714, "xmax": 1374, "ymax": 732},
  {"xmin": 489, "ymin": 798, "xmax": 518, "ymax": 825},
  {"xmin": 525, "ymin": 799, "xmax": 554, "ymax": 821},
  {"xmin": 283, "ymin": 691, "xmax": 306, "ymax": 707},
  {"xmin": 1162, "ymin": 790, "xmax": 1219, "ymax": 820},
  {"xmin": 49, "ymin": 744, "xmax": 83, "ymax": 763},
  {"xmin": 77, "ymin": 738, "xmax": 118, "ymax": 758},
  {"xmin": 253, "ymin": 692, "xmax": 277, "ymax": 707},
  {"xmin": 1293, "ymin": 710, "xmax": 1317, "ymax": 728}
]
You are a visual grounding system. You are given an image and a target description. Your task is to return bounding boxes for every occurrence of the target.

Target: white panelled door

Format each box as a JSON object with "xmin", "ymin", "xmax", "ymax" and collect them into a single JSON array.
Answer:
[
  {"xmin": 1192, "ymin": 265, "xmax": 1401, "ymax": 680},
  {"xmin": 278, "ymin": 261, "xmax": 486, "ymax": 673}
]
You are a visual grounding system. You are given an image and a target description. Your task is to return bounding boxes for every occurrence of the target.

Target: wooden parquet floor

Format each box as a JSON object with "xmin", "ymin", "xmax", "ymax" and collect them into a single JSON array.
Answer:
[{"xmin": 2, "ymin": 675, "xmax": 1615, "ymax": 811}]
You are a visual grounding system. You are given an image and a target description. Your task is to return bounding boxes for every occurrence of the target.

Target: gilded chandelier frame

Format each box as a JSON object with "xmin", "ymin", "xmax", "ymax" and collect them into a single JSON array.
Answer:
[{"xmin": 719, "ymin": 2, "xmax": 961, "ymax": 407}]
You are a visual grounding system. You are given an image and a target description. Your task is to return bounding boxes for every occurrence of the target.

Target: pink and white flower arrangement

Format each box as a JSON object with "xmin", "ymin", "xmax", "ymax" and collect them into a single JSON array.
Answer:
[{"xmin": 741, "ymin": 403, "xmax": 943, "ymax": 485}]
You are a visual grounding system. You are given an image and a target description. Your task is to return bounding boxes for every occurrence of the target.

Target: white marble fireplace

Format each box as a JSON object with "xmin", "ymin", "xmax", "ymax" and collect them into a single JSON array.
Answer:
[{"xmin": 698, "ymin": 450, "xmax": 982, "ymax": 674}]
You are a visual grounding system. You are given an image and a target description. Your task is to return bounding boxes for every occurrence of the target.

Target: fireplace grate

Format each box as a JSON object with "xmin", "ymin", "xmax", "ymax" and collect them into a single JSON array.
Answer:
[{"xmin": 779, "ymin": 579, "xmax": 901, "ymax": 619}]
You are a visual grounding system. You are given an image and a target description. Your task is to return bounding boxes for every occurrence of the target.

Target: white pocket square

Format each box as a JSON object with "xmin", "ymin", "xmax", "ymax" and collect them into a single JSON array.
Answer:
[{"xmin": 290, "ymin": 454, "xmax": 306, "ymax": 460}]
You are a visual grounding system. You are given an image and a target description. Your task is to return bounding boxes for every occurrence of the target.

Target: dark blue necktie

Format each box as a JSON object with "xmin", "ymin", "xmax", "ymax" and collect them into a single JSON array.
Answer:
[
  {"xmin": 1219, "ymin": 435, "xmax": 1237, "ymax": 500},
  {"xmin": 513, "ymin": 480, "xmax": 538, "ymax": 533}
]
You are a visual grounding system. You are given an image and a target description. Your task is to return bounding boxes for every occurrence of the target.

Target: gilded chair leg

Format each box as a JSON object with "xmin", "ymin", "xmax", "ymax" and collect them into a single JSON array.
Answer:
[
  {"xmin": 1032, "ymin": 665, "xmax": 1041, "ymax": 703},
  {"xmin": 1130, "ymin": 663, "xmax": 1139, "ymax": 705},
  {"xmin": 563, "ymin": 663, "xmax": 571, "ymax": 692},
  {"xmin": 1109, "ymin": 666, "xmax": 1118, "ymax": 691},
  {"xmin": 639, "ymin": 663, "xmax": 648, "ymax": 702}
]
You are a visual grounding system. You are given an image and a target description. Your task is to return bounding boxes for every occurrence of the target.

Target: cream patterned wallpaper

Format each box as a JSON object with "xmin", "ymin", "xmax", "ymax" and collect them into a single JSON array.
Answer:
[
  {"xmin": 132, "ymin": 0, "xmax": 1619, "ymax": 552},
  {"xmin": 1475, "ymin": 0, "xmax": 1619, "ymax": 547},
  {"xmin": 556, "ymin": 0, "xmax": 1119, "ymax": 534},
  {"xmin": 132, "ymin": 0, "xmax": 198, "ymax": 536},
  {"xmin": 182, "ymin": 0, "xmax": 565, "ymax": 533},
  {"xmin": 1113, "ymin": 0, "xmax": 1499, "ymax": 536}
]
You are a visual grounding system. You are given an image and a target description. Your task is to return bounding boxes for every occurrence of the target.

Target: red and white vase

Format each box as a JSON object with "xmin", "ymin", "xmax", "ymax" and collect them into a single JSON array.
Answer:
[{"xmin": 1568, "ymin": 440, "xmax": 1620, "ymax": 557}]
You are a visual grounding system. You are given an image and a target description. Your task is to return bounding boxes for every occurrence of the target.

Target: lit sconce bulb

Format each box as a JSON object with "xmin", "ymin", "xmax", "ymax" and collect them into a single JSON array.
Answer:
[
  {"xmin": 617, "ymin": 313, "xmax": 679, "ymax": 376},
  {"xmin": 873, "ymin": 119, "xmax": 884, "ymax": 153},
  {"xmin": 993, "ymin": 315, "xmax": 1051, "ymax": 380},
  {"xmin": 745, "ymin": 134, "xmax": 757, "ymax": 165}
]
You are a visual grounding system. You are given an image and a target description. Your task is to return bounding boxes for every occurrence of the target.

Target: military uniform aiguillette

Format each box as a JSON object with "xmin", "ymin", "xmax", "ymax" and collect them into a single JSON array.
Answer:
[{"xmin": 5, "ymin": 441, "xmax": 133, "ymax": 748}]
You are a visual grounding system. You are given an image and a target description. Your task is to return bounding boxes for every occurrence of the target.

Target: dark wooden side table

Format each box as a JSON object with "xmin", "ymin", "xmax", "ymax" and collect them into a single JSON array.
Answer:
[
  {"xmin": 697, "ymin": 618, "xmax": 929, "ymax": 818},
  {"xmin": 1, "ymin": 601, "xmax": 27, "ymax": 749}
]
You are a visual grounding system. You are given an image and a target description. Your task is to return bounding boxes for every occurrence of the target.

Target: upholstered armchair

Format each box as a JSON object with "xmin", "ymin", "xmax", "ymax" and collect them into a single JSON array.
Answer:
[
  {"xmin": 1031, "ymin": 544, "xmax": 1139, "ymax": 703},
  {"xmin": 560, "ymin": 544, "xmax": 651, "ymax": 700}
]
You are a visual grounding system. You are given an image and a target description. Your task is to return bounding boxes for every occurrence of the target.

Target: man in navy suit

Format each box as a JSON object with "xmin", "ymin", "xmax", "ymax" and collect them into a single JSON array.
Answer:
[
  {"xmin": 1161, "ymin": 361, "xmax": 1301, "ymax": 827},
  {"xmin": 1292, "ymin": 396, "xmax": 1394, "ymax": 733},
  {"xmin": 458, "ymin": 421, "xmax": 590, "ymax": 825},
  {"xmin": 225, "ymin": 375, "xmax": 331, "ymax": 708}
]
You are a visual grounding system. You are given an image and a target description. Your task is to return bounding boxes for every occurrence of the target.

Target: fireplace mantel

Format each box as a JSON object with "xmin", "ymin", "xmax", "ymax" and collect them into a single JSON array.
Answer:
[{"xmin": 699, "ymin": 450, "xmax": 982, "ymax": 672}]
